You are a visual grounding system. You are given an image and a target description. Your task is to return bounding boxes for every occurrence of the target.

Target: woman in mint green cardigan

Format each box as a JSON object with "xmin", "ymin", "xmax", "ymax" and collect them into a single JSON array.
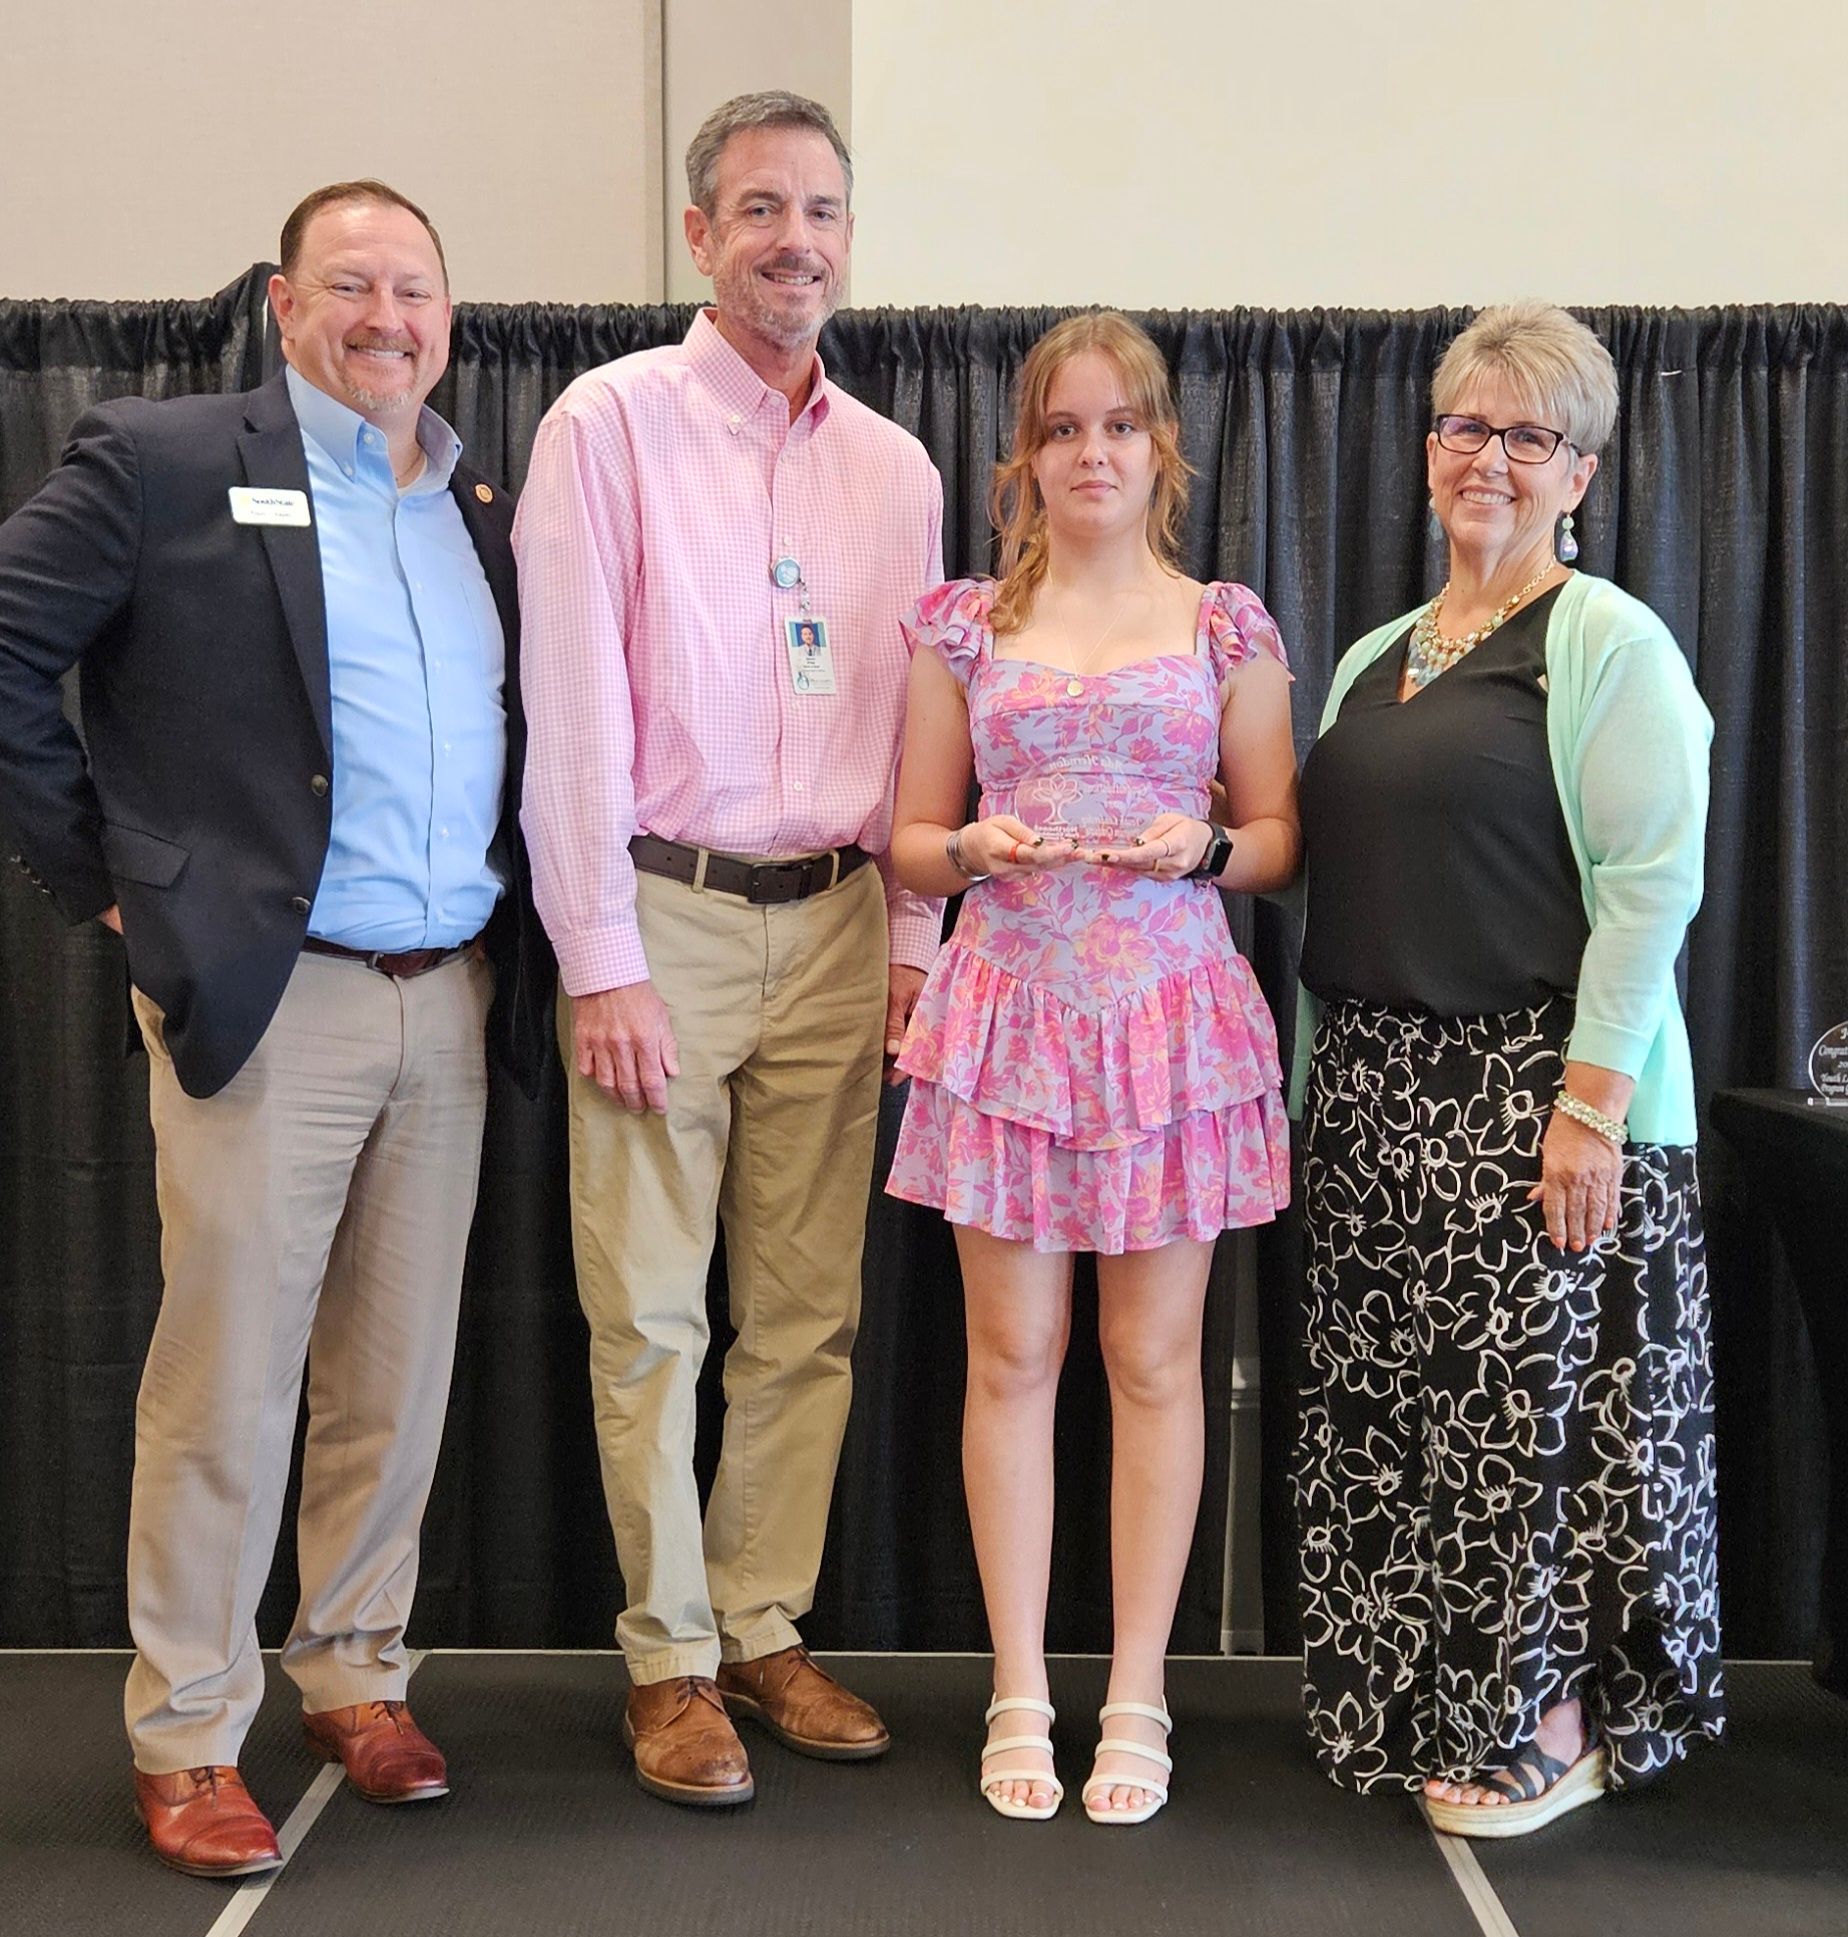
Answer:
[{"xmin": 1291, "ymin": 302, "xmax": 1723, "ymax": 1839}]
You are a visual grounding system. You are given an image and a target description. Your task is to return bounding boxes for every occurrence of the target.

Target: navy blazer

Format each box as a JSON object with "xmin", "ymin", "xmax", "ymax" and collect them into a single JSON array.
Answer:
[{"xmin": 0, "ymin": 371, "xmax": 553, "ymax": 1098}]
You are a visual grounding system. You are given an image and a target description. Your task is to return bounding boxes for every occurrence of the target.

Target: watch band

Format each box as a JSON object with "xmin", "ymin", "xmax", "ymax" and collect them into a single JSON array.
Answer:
[{"xmin": 1188, "ymin": 824, "xmax": 1234, "ymax": 881}]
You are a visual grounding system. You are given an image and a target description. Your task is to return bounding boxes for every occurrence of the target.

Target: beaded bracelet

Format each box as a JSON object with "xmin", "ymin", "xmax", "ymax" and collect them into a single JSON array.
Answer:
[
  {"xmin": 1554, "ymin": 1090, "xmax": 1626, "ymax": 1148},
  {"xmin": 945, "ymin": 828, "xmax": 989, "ymax": 882}
]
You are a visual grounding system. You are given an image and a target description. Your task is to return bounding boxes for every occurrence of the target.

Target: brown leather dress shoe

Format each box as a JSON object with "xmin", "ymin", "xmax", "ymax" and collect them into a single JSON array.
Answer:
[
  {"xmin": 303, "ymin": 1699, "xmax": 450, "ymax": 1803},
  {"xmin": 134, "ymin": 1766, "xmax": 282, "ymax": 1878},
  {"xmin": 624, "ymin": 1676, "xmax": 754, "ymax": 1806},
  {"xmin": 717, "ymin": 1646, "xmax": 891, "ymax": 1760}
]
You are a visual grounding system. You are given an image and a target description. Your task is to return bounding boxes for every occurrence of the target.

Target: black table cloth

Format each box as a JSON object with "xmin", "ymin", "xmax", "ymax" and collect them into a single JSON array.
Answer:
[{"xmin": 1709, "ymin": 1088, "xmax": 1848, "ymax": 1694}]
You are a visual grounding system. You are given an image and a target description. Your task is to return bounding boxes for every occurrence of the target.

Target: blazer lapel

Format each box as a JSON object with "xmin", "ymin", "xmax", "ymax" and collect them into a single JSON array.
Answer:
[
  {"xmin": 449, "ymin": 469, "xmax": 527, "ymax": 867},
  {"xmin": 238, "ymin": 376, "xmax": 331, "ymax": 757},
  {"xmin": 451, "ymin": 474, "xmax": 519, "ymax": 648}
]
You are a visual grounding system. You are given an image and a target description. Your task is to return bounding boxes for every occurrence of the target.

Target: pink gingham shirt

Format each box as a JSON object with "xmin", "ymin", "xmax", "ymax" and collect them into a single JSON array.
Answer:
[{"xmin": 514, "ymin": 311, "xmax": 946, "ymax": 996}]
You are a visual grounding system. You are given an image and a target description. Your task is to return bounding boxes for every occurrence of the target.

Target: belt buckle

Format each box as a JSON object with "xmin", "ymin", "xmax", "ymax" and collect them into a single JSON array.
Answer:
[
  {"xmin": 372, "ymin": 947, "xmax": 438, "ymax": 978},
  {"xmin": 748, "ymin": 862, "xmax": 803, "ymax": 905}
]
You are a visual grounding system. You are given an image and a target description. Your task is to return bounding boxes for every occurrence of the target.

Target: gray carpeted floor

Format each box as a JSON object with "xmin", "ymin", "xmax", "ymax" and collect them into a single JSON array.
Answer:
[
  {"xmin": 1472, "ymin": 1663, "xmax": 1848, "ymax": 1937},
  {"xmin": 0, "ymin": 1653, "xmax": 1840, "ymax": 1937}
]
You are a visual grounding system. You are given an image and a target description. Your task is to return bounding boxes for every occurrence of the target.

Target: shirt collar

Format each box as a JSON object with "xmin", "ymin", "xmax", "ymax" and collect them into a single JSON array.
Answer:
[
  {"xmin": 683, "ymin": 308, "xmax": 831, "ymax": 429},
  {"xmin": 285, "ymin": 365, "xmax": 464, "ymax": 490}
]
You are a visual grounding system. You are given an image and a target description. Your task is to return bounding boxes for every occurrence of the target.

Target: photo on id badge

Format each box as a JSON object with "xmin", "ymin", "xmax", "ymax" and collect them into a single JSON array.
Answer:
[{"xmin": 786, "ymin": 616, "xmax": 837, "ymax": 694}]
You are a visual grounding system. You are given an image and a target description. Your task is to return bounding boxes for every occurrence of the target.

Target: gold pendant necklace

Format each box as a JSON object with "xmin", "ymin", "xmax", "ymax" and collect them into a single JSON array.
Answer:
[{"xmin": 1058, "ymin": 589, "xmax": 1138, "ymax": 698}]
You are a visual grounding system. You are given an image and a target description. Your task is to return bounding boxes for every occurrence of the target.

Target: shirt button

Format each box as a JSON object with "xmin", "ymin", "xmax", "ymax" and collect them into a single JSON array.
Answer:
[
  {"xmin": 290, "ymin": 895, "xmax": 312, "ymax": 914},
  {"xmin": 310, "ymin": 774, "xmax": 330, "ymax": 797}
]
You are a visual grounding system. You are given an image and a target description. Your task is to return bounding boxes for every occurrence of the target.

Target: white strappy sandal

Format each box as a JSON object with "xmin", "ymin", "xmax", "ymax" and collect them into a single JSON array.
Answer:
[
  {"xmin": 1082, "ymin": 1701, "xmax": 1173, "ymax": 1825},
  {"xmin": 979, "ymin": 1696, "xmax": 1064, "ymax": 1821}
]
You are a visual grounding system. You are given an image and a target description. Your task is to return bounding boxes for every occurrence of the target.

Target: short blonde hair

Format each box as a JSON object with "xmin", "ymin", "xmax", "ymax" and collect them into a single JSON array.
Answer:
[
  {"xmin": 1432, "ymin": 300, "xmax": 1619, "ymax": 454},
  {"xmin": 990, "ymin": 311, "xmax": 1192, "ymax": 634}
]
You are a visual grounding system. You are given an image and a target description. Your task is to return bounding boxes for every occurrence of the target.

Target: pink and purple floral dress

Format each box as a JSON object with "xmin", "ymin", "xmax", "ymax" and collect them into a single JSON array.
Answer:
[{"xmin": 886, "ymin": 577, "xmax": 1292, "ymax": 1254}]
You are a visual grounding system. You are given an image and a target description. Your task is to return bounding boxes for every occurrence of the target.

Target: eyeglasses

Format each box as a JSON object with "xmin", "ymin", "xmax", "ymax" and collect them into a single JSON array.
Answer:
[{"xmin": 1433, "ymin": 415, "xmax": 1574, "ymax": 464}]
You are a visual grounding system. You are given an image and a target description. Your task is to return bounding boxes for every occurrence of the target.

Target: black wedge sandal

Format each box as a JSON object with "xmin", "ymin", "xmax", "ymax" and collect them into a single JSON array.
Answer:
[{"xmin": 1424, "ymin": 1724, "xmax": 1609, "ymax": 1839}]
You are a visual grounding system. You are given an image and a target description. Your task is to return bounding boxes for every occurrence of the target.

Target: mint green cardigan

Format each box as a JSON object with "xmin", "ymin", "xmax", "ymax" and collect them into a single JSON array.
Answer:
[{"xmin": 1289, "ymin": 573, "xmax": 1713, "ymax": 1146}]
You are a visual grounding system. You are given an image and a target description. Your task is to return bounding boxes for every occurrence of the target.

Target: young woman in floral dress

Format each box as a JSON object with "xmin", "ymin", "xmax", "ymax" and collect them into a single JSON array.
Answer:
[{"xmin": 888, "ymin": 312, "xmax": 1299, "ymax": 1824}]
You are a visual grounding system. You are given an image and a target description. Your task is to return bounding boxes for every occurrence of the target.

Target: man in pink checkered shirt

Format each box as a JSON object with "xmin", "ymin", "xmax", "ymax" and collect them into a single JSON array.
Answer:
[{"xmin": 514, "ymin": 90, "xmax": 944, "ymax": 1808}]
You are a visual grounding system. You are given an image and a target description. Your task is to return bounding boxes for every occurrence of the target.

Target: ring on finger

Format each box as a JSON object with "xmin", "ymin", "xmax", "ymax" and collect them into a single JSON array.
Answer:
[{"xmin": 1009, "ymin": 840, "xmax": 1022, "ymax": 864}]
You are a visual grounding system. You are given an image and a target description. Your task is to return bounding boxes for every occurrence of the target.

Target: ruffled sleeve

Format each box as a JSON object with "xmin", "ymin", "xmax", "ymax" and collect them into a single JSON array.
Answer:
[
  {"xmin": 1201, "ymin": 581, "xmax": 1290, "ymax": 683},
  {"xmin": 903, "ymin": 576, "xmax": 996, "ymax": 688}
]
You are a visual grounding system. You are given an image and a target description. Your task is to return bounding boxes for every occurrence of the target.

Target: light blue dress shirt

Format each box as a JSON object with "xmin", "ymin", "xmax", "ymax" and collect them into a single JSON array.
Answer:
[{"xmin": 288, "ymin": 367, "xmax": 507, "ymax": 951}]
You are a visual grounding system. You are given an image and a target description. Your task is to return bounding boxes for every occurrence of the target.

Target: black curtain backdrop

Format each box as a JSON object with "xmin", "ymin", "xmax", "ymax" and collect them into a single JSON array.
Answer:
[{"xmin": 1, "ymin": 272, "xmax": 1842, "ymax": 1662}]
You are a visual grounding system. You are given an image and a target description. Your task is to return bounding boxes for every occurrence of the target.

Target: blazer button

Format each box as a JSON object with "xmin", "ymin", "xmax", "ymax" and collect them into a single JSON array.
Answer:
[
  {"xmin": 310, "ymin": 774, "xmax": 330, "ymax": 797},
  {"xmin": 291, "ymin": 895, "xmax": 312, "ymax": 914}
]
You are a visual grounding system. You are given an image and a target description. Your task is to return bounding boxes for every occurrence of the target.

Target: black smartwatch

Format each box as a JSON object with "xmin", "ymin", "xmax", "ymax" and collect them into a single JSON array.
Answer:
[{"xmin": 1187, "ymin": 824, "xmax": 1235, "ymax": 881}]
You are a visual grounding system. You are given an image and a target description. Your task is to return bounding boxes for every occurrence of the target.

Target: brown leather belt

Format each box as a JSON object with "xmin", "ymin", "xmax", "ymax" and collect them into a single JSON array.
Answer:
[
  {"xmin": 302, "ymin": 935, "xmax": 480, "ymax": 978},
  {"xmin": 629, "ymin": 833, "xmax": 871, "ymax": 905}
]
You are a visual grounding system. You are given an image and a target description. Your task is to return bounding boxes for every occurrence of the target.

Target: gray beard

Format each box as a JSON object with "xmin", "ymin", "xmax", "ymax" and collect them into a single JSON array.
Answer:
[
  {"xmin": 714, "ymin": 264, "xmax": 838, "ymax": 353},
  {"xmin": 344, "ymin": 379, "xmax": 416, "ymax": 416}
]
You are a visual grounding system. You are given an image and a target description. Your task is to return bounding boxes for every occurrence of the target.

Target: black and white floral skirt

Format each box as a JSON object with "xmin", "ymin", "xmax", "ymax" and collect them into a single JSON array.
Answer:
[{"xmin": 1296, "ymin": 996, "xmax": 1724, "ymax": 1793}]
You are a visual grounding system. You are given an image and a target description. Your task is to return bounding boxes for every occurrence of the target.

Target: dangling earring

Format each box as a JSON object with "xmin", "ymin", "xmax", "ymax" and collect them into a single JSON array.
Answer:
[
  {"xmin": 1427, "ymin": 498, "xmax": 1445, "ymax": 543},
  {"xmin": 1557, "ymin": 511, "xmax": 1579, "ymax": 562}
]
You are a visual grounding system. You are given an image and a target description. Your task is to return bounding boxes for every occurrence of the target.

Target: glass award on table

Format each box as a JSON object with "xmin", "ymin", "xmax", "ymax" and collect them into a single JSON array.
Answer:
[{"xmin": 1806, "ymin": 1021, "xmax": 1848, "ymax": 1106}]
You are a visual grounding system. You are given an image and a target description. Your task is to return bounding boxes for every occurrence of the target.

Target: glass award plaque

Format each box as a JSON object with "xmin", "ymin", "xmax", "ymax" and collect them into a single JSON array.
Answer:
[
  {"xmin": 1806, "ymin": 1021, "xmax": 1848, "ymax": 1106},
  {"xmin": 1012, "ymin": 773, "xmax": 1142, "ymax": 850}
]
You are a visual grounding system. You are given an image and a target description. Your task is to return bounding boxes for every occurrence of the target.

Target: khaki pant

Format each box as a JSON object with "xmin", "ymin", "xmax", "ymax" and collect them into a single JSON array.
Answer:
[
  {"xmin": 125, "ymin": 950, "xmax": 492, "ymax": 1773},
  {"xmin": 565, "ymin": 861, "xmax": 886, "ymax": 1682}
]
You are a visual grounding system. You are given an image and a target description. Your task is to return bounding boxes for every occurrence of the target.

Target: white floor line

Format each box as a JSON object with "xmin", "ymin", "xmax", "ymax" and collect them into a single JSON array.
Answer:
[
  {"xmin": 412, "ymin": 1647, "xmax": 1284, "ymax": 1662},
  {"xmin": 198, "ymin": 1649, "xmax": 429, "ymax": 1937},
  {"xmin": 0, "ymin": 1647, "xmax": 136, "ymax": 1655},
  {"xmin": 0, "ymin": 1646, "xmax": 1809, "ymax": 1664},
  {"xmin": 1428, "ymin": 1824, "xmax": 1522, "ymax": 1937},
  {"xmin": 198, "ymin": 1763, "xmax": 344, "ymax": 1937}
]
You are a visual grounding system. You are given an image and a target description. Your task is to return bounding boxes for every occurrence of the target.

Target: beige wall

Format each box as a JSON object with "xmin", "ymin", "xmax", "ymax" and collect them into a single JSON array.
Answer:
[
  {"xmin": 0, "ymin": 0, "xmax": 661, "ymax": 303},
  {"xmin": 662, "ymin": 0, "xmax": 852, "ymax": 302},
  {"xmin": 4, "ymin": 0, "xmax": 1843, "ymax": 307},
  {"xmin": 850, "ymin": 0, "xmax": 1848, "ymax": 307}
]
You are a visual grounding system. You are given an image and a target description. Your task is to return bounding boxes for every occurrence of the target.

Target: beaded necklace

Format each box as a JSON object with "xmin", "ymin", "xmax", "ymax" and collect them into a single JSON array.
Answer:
[{"xmin": 1405, "ymin": 563, "xmax": 1556, "ymax": 689}]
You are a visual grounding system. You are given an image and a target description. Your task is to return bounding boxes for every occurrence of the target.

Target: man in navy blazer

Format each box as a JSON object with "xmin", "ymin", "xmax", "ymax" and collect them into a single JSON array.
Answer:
[{"xmin": 0, "ymin": 180, "xmax": 550, "ymax": 1876}]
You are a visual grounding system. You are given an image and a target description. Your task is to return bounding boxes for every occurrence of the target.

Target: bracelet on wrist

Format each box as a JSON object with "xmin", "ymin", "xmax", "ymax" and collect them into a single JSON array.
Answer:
[
  {"xmin": 1554, "ymin": 1090, "xmax": 1626, "ymax": 1148},
  {"xmin": 945, "ymin": 827, "xmax": 989, "ymax": 882}
]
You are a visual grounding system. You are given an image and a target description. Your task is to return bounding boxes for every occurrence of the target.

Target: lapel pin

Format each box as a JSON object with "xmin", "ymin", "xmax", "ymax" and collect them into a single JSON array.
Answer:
[{"xmin": 475, "ymin": 483, "xmax": 494, "ymax": 504}]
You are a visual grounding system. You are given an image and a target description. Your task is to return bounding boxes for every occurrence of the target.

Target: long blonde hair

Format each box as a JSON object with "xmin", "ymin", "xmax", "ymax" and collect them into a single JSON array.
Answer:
[{"xmin": 989, "ymin": 312, "xmax": 1193, "ymax": 635}]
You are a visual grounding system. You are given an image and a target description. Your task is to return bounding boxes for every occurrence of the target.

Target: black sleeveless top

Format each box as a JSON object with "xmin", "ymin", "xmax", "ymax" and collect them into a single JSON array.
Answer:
[{"xmin": 1298, "ymin": 588, "xmax": 1589, "ymax": 1016}]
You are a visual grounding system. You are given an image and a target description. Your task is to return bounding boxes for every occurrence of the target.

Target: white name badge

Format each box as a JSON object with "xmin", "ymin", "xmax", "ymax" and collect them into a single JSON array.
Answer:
[
  {"xmin": 785, "ymin": 615, "xmax": 838, "ymax": 695},
  {"xmin": 229, "ymin": 486, "xmax": 312, "ymax": 528}
]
